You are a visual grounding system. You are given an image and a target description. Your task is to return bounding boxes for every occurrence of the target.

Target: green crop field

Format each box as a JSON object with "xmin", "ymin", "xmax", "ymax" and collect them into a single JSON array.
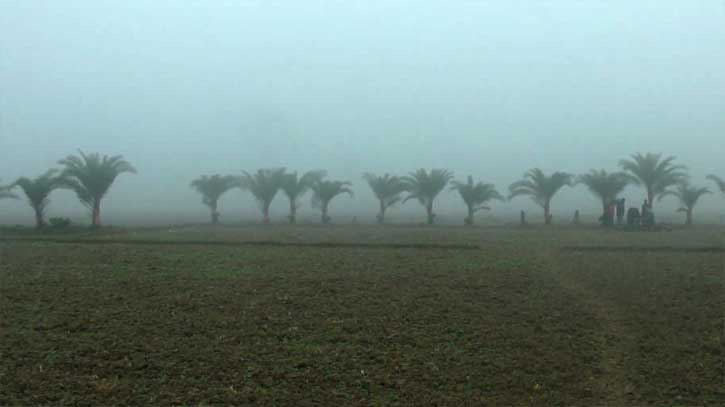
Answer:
[{"xmin": 1, "ymin": 225, "xmax": 723, "ymax": 405}]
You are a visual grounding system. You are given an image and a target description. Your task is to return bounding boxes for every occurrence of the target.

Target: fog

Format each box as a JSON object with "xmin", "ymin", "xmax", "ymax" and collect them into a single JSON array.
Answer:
[{"xmin": 2, "ymin": 1, "xmax": 724, "ymax": 226}]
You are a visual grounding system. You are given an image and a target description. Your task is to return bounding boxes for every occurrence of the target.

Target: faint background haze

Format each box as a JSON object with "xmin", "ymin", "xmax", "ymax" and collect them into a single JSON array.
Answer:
[{"xmin": 1, "ymin": 1, "xmax": 724, "ymax": 225}]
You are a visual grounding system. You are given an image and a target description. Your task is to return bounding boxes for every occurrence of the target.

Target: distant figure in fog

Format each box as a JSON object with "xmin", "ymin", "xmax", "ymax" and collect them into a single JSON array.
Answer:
[
  {"xmin": 616, "ymin": 198, "xmax": 625, "ymax": 225},
  {"xmin": 573, "ymin": 210, "xmax": 580, "ymax": 225}
]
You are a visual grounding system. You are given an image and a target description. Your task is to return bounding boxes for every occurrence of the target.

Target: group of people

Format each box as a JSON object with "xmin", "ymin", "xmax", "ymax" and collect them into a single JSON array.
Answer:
[{"xmin": 600, "ymin": 198, "xmax": 655, "ymax": 228}]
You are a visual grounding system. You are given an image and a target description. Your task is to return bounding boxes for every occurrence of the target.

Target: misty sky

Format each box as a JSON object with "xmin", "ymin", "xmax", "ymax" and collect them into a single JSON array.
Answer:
[{"xmin": 1, "ymin": 1, "xmax": 724, "ymax": 225}]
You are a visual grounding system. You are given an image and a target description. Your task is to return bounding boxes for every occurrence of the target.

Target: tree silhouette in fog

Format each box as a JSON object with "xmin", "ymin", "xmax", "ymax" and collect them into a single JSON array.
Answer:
[
  {"xmin": 577, "ymin": 170, "xmax": 630, "ymax": 212},
  {"xmin": 508, "ymin": 169, "xmax": 573, "ymax": 225},
  {"xmin": 311, "ymin": 180, "xmax": 353, "ymax": 224},
  {"xmin": 0, "ymin": 180, "xmax": 18, "ymax": 201},
  {"xmin": 281, "ymin": 170, "xmax": 327, "ymax": 224},
  {"xmin": 661, "ymin": 183, "xmax": 711, "ymax": 226},
  {"xmin": 190, "ymin": 175, "xmax": 240, "ymax": 224},
  {"xmin": 239, "ymin": 168, "xmax": 286, "ymax": 224},
  {"xmin": 363, "ymin": 173, "xmax": 406, "ymax": 224},
  {"xmin": 619, "ymin": 153, "xmax": 687, "ymax": 208},
  {"xmin": 59, "ymin": 151, "xmax": 136, "ymax": 228},
  {"xmin": 402, "ymin": 169, "xmax": 454, "ymax": 225},
  {"xmin": 450, "ymin": 175, "xmax": 503, "ymax": 225},
  {"xmin": 13, "ymin": 170, "xmax": 66, "ymax": 229}
]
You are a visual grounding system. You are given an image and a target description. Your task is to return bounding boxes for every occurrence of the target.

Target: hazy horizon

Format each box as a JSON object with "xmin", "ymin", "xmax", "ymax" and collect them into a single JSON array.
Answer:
[{"xmin": 2, "ymin": 1, "xmax": 724, "ymax": 226}]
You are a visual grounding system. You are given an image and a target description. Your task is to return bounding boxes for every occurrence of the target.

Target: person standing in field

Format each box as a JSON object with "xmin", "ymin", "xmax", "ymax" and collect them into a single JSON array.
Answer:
[{"xmin": 616, "ymin": 198, "xmax": 625, "ymax": 225}]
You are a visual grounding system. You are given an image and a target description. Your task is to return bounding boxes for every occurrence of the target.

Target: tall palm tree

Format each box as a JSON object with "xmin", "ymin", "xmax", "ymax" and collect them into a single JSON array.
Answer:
[
  {"xmin": 311, "ymin": 180, "xmax": 353, "ymax": 224},
  {"xmin": 508, "ymin": 169, "xmax": 573, "ymax": 225},
  {"xmin": 239, "ymin": 168, "xmax": 286, "ymax": 223},
  {"xmin": 190, "ymin": 174, "xmax": 240, "ymax": 224},
  {"xmin": 362, "ymin": 173, "xmax": 406, "ymax": 224},
  {"xmin": 707, "ymin": 174, "xmax": 725, "ymax": 194},
  {"xmin": 619, "ymin": 153, "xmax": 688, "ymax": 208},
  {"xmin": 402, "ymin": 168, "xmax": 454, "ymax": 225},
  {"xmin": 660, "ymin": 183, "xmax": 711, "ymax": 225},
  {"xmin": 281, "ymin": 170, "xmax": 327, "ymax": 224},
  {"xmin": 0, "ymin": 180, "xmax": 18, "ymax": 200},
  {"xmin": 13, "ymin": 170, "xmax": 66, "ymax": 229},
  {"xmin": 59, "ymin": 151, "xmax": 136, "ymax": 227},
  {"xmin": 577, "ymin": 169, "xmax": 630, "ymax": 212},
  {"xmin": 450, "ymin": 175, "xmax": 503, "ymax": 225}
]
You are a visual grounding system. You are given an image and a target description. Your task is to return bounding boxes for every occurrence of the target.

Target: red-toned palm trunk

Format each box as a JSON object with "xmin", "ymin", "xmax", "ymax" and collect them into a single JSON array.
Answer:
[{"xmin": 92, "ymin": 199, "xmax": 101, "ymax": 227}]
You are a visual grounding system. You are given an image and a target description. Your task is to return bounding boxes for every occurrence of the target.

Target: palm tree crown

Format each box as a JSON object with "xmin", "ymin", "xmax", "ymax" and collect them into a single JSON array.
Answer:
[
  {"xmin": 402, "ymin": 168, "xmax": 454, "ymax": 224},
  {"xmin": 13, "ymin": 170, "xmax": 66, "ymax": 228},
  {"xmin": 707, "ymin": 174, "xmax": 725, "ymax": 194},
  {"xmin": 239, "ymin": 168, "xmax": 286, "ymax": 223},
  {"xmin": 0, "ymin": 180, "xmax": 18, "ymax": 200},
  {"xmin": 281, "ymin": 170, "xmax": 327, "ymax": 224},
  {"xmin": 509, "ymin": 169, "xmax": 573, "ymax": 224},
  {"xmin": 363, "ymin": 173, "xmax": 406, "ymax": 223},
  {"xmin": 619, "ymin": 153, "xmax": 688, "ymax": 207},
  {"xmin": 190, "ymin": 174, "xmax": 239, "ymax": 224},
  {"xmin": 450, "ymin": 175, "xmax": 503, "ymax": 225},
  {"xmin": 660, "ymin": 183, "xmax": 711, "ymax": 225},
  {"xmin": 59, "ymin": 151, "xmax": 136, "ymax": 227},
  {"xmin": 311, "ymin": 180, "xmax": 353, "ymax": 224},
  {"xmin": 577, "ymin": 169, "xmax": 630, "ymax": 211}
]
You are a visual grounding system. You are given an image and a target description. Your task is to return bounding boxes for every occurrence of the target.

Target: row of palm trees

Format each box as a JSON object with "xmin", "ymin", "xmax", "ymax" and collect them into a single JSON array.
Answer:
[{"xmin": 1, "ymin": 152, "xmax": 724, "ymax": 228}]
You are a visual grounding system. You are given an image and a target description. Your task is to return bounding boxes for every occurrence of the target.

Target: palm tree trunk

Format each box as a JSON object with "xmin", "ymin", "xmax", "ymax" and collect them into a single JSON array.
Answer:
[
  {"xmin": 92, "ymin": 198, "xmax": 101, "ymax": 227},
  {"xmin": 34, "ymin": 207, "xmax": 45, "ymax": 229},
  {"xmin": 378, "ymin": 200, "xmax": 385, "ymax": 224},
  {"xmin": 647, "ymin": 188, "xmax": 654, "ymax": 209},
  {"xmin": 686, "ymin": 209, "xmax": 693, "ymax": 225},
  {"xmin": 426, "ymin": 201, "xmax": 434, "ymax": 225},
  {"xmin": 544, "ymin": 201, "xmax": 551, "ymax": 225},
  {"xmin": 466, "ymin": 205, "xmax": 474, "ymax": 226},
  {"xmin": 262, "ymin": 203, "xmax": 271, "ymax": 224},
  {"xmin": 321, "ymin": 202, "xmax": 329, "ymax": 224},
  {"xmin": 289, "ymin": 200, "xmax": 296, "ymax": 224},
  {"xmin": 210, "ymin": 201, "xmax": 219, "ymax": 225}
]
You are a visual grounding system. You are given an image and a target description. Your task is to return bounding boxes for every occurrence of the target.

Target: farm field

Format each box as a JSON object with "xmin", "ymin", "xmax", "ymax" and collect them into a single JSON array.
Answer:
[{"xmin": 1, "ymin": 225, "xmax": 723, "ymax": 405}]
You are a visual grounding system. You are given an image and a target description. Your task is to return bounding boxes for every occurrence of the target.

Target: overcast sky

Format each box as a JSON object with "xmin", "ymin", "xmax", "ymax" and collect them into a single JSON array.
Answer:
[{"xmin": 1, "ymin": 1, "xmax": 724, "ymax": 225}]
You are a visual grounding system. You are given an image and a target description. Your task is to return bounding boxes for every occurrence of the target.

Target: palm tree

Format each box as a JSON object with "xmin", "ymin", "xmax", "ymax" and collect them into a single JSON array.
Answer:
[
  {"xmin": 619, "ymin": 153, "xmax": 688, "ymax": 208},
  {"xmin": 508, "ymin": 169, "xmax": 573, "ymax": 225},
  {"xmin": 707, "ymin": 174, "xmax": 725, "ymax": 194},
  {"xmin": 401, "ymin": 169, "xmax": 454, "ymax": 225},
  {"xmin": 13, "ymin": 170, "xmax": 66, "ymax": 229},
  {"xmin": 362, "ymin": 173, "xmax": 406, "ymax": 224},
  {"xmin": 660, "ymin": 183, "xmax": 711, "ymax": 225},
  {"xmin": 59, "ymin": 151, "xmax": 136, "ymax": 227},
  {"xmin": 281, "ymin": 170, "xmax": 327, "ymax": 224},
  {"xmin": 190, "ymin": 175, "xmax": 239, "ymax": 224},
  {"xmin": 311, "ymin": 180, "xmax": 353, "ymax": 224},
  {"xmin": 450, "ymin": 175, "xmax": 503, "ymax": 225},
  {"xmin": 0, "ymin": 180, "xmax": 18, "ymax": 200},
  {"xmin": 577, "ymin": 169, "xmax": 630, "ymax": 212},
  {"xmin": 239, "ymin": 168, "xmax": 286, "ymax": 223}
]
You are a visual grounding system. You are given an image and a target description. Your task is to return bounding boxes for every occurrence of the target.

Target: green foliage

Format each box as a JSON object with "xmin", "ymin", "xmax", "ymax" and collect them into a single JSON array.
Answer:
[
  {"xmin": 311, "ymin": 180, "xmax": 353, "ymax": 224},
  {"xmin": 450, "ymin": 175, "xmax": 503, "ymax": 225},
  {"xmin": 59, "ymin": 150, "xmax": 136, "ymax": 227},
  {"xmin": 402, "ymin": 168, "xmax": 454, "ymax": 224},
  {"xmin": 508, "ymin": 169, "xmax": 573, "ymax": 208},
  {"xmin": 0, "ymin": 179, "xmax": 18, "ymax": 200},
  {"xmin": 577, "ymin": 169, "xmax": 629, "ymax": 209},
  {"xmin": 13, "ymin": 169, "xmax": 67, "ymax": 228},
  {"xmin": 707, "ymin": 174, "xmax": 725, "ymax": 193},
  {"xmin": 362, "ymin": 173, "xmax": 406, "ymax": 223},
  {"xmin": 281, "ymin": 170, "xmax": 327, "ymax": 223},
  {"xmin": 239, "ymin": 168, "xmax": 286, "ymax": 222},
  {"xmin": 48, "ymin": 217, "xmax": 72, "ymax": 229},
  {"xmin": 619, "ymin": 153, "xmax": 688, "ymax": 205},
  {"xmin": 190, "ymin": 174, "xmax": 239, "ymax": 224},
  {"xmin": 660, "ymin": 183, "xmax": 711, "ymax": 225}
]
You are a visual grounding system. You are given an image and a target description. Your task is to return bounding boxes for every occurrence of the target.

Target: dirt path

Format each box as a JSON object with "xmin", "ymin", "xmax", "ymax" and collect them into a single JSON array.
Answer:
[{"xmin": 539, "ymin": 249, "xmax": 636, "ymax": 406}]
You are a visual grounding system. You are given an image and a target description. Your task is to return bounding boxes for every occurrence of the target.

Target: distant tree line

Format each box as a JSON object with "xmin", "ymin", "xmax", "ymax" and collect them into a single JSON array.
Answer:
[{"xmin": 1, "ymin": 151, "xmax": 724, "ymax": 229}]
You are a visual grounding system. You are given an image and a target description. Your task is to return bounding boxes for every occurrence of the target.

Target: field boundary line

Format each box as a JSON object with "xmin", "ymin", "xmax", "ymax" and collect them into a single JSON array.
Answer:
[
  {"xmin": 561, "ymin": 246, "xmax": 725, "ymax": 253},
  {"xmin": 0, "ymin": 237, "xmax": 480, "ymax": 251}
]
